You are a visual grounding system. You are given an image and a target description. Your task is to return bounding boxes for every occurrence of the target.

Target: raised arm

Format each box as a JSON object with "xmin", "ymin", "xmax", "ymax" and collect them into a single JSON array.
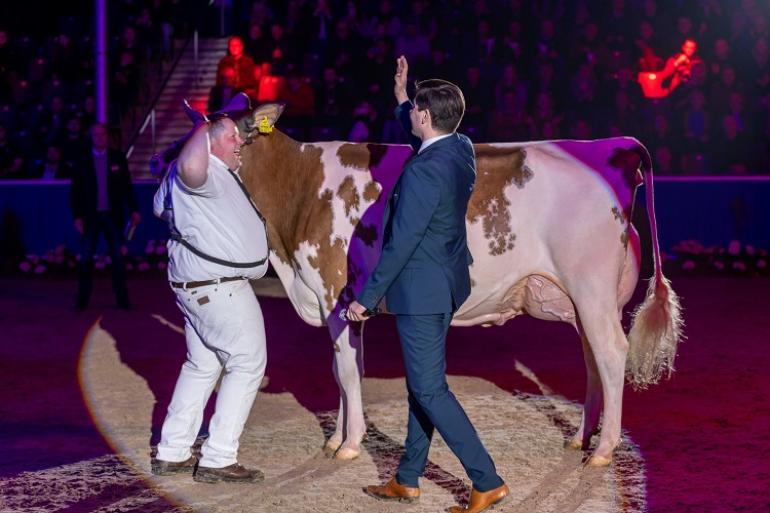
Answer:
[
  {"xmin": 394, "ymin": 55, "xmax": 409, "ymax": 105},
  {"xmin": 176, "ymin": 122, "xmax": 210, "ymax": 189},
  {"xmin": 393, "ymin": 55, "xmax": 422, "ymax": 152}
]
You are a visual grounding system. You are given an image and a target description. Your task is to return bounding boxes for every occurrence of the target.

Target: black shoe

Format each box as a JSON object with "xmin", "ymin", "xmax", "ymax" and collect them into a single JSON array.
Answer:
[
  {"xmin": 193, "ymin": 463, "xmax": 264, "ymax": 483},
  {"xmin": 74, "ymin": 301, "xmax": 88, "ymax": 312},
  {"xmin": 116, "ymin": 300, "xmax": 131, "ymax": 310},
  {"xmin": 151, "ymin": 455, "xmax": 198, "ymax": 476}
]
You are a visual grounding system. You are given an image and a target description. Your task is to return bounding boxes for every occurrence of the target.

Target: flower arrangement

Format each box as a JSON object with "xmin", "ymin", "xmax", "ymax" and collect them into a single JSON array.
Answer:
[
  {"xmin": 10, "ymin": 239, "xmax": 767, "ymax": 277},
  {"xmin": 664, "ymin": 239, "xmax": 768, "ymax": 276},
  {"xmin": 14, "ymin": 240, "xmax": 170, "ymax": 275}
]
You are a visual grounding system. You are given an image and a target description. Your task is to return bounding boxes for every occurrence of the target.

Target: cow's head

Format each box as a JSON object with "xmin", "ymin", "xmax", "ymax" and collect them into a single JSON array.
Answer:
[{"xmin": 239, "ymin": 102, "xmax": 285, "ymax": 145}]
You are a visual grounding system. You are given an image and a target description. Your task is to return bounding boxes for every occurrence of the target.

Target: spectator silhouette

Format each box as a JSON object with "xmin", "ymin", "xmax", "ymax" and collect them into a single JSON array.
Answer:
[
  {"xmin": 31, "ymin": 145, "xmax": 71, "ymax": 179},
  {"xmin": 217, "ymin": 36, "xmax": 257, "ymax": 94},
  {"xmin": 70, "ymin": 123, "xmax": 140, "ymax": 311},
  {"xmin": 244, "ymin": 23, "xmax": 271, "ymax": 64},
  {"xmin": 712, "ymin": 115, "xmax": 752, "ymax": 175}
]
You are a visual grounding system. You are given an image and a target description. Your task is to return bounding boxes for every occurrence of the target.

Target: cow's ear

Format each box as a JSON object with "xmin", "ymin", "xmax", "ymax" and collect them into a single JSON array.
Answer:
[{"xmin": 250, "ymin": 103, "xmax": 285, "ymax": 132}]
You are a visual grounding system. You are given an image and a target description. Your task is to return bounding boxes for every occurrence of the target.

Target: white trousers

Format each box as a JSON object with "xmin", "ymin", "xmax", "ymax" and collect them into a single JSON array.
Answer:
[{"xmin": 156, "ymin": 279, "xmax": 266, "ymax": 468}]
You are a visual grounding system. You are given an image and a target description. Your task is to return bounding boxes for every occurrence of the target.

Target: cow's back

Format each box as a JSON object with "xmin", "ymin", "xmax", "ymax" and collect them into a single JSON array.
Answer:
[
  {"xmin": 456, "ymin": 137, "xmax": 645, "ymax": 324},
  {"xmin": 247, "ymin": 130, "xmax": 646, "ymax": 328}
]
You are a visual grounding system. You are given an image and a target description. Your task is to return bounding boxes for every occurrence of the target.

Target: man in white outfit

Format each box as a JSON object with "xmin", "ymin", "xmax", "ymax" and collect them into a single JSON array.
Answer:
[{"xmin": 150, "ymin": 113, "xmax": 269, "ymax": 483}]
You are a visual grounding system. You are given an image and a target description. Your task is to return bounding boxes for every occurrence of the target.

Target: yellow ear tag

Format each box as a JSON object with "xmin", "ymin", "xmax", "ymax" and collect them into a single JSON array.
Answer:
[{"xmin": 258, "ymin": 116, "xmax": 273, "ymax": 134}]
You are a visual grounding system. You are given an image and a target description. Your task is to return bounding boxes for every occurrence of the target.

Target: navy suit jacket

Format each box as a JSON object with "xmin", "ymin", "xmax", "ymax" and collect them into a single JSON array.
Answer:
[{"xmin": 358, "ymin": 101, "xmax": 475, "ymax": 315}]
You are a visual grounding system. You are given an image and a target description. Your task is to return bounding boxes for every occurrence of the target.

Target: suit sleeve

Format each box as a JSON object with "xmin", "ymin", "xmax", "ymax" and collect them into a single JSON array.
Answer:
[
  {"xmin": 395, "ymin": 100, "xmax": 422, "ymax": 152},
  {"xmin": 357, "ymin": 162, "xmax": 441, "ymax": 309}
]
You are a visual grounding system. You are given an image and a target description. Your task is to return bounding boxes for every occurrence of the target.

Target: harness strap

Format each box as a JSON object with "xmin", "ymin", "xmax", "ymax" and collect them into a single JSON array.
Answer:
[{"xmin": 162, "ymin": 163, "xmax": 269, "ymax": 269}]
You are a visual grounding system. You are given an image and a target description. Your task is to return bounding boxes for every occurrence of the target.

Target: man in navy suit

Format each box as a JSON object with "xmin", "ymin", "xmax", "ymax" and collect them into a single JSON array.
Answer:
[{"xmin": 348, "ymin": 56, "xmax": 509, "ymax": 513}]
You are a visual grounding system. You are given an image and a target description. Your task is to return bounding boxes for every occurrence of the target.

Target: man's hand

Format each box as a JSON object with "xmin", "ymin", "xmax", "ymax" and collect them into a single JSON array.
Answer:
[
  {"xmin": 346, "ymin": 300, "xmax": 370, "ymax": 322},
  {"xmin": 394, "ymin": 55, "xmax": 409, "ymax": 104},
  {"xmin": 130, "ymin": 211, "xmax": 142, "ymax": 226},
  {"xmin": 74, "ymin": 218, "xmax": 84, "ymax": 235}
]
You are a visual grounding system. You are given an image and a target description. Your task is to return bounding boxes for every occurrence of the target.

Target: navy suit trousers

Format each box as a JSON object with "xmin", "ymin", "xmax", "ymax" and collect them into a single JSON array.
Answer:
[{"xmin": 394, "ymin": 313, "xmax": 503, "ymax": 492}]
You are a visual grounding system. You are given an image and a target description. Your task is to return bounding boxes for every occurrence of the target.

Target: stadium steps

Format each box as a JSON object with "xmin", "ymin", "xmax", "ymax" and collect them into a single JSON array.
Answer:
[{"xmin": 127, "ymin": 38, "xmax": 227, "ymax": 179}]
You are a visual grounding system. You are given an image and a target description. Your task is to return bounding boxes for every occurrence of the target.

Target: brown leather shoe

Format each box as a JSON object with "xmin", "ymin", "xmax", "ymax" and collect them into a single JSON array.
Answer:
[
  {"xmin": 193, "ymin": 463, "xmax": 265, "ymax": 483},
  {"xmin": 363, "ymin": 477, "xmax": 420, "ymax": 503},
  {"xmin": 447, "ymin": 483, "xmax": 510, "ymax": 513},
  {"xmin": 151, "ymin": 455, "xmax": 198, "ymax": 476}
]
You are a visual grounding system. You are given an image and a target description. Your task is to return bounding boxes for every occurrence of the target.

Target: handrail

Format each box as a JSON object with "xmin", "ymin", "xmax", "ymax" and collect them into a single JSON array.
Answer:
[
  {"xmin": 123, "ymin": 34, "xmax": 193, "ymax": 157},
  {"xmin": 194, "ymin": 30, "xmax": 199, "ymax": 88}
]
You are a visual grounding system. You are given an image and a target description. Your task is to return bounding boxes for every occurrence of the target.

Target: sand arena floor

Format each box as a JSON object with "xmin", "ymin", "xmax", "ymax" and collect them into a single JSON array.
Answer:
[
  {"xmin": 73, "ymin": 317, "xmax": 645, "ymax": 513},
  {"xmin": 1, "ymin": 275, "xmax": 768, "ymax": 512}
]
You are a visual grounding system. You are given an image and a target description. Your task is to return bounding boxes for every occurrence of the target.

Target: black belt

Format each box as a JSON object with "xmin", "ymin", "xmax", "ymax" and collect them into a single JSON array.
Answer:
[{"xmin": 170, "ymin": 276, "xmax": 247, "ymax": 289}]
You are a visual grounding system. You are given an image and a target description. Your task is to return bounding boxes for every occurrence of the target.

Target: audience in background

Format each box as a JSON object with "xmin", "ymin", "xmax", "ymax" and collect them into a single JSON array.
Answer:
[
  {"xmin": 0, "ymin": 0, "xmax": 768, "ymax": 177},
  {"xmin": 0, "ymin": 0, "xmax": 184, "ymax": 179},
  {"xmin": 31, "ymin": 145, "xmax": 72, "ymax": 179},
  {"xmin": 220, "ymin": 0, "xmax": 765, "ymax": 175}
]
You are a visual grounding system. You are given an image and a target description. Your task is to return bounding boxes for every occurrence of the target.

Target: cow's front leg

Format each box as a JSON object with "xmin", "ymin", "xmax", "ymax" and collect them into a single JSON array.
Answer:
[{"xmin": 327, "ymin": 323, "xmax": 366, "ymax": 460}]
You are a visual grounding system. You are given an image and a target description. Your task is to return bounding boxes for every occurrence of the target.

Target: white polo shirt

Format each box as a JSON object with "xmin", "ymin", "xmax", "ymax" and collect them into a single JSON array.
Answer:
[{"xmin": 153, "ymin": 153, "xmax": 269, "ymax": 282}]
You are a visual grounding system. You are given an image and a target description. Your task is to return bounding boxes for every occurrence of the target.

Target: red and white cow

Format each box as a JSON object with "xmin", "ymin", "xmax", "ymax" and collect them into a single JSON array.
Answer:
[{"xmin": 166, "ymin": 102, "xmax": 682, "ymax": 467}]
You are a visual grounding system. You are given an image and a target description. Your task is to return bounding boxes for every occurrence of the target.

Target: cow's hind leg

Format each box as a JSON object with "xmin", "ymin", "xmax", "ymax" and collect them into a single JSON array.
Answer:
[
  {"xmin": 567, "ymin": 331, "xmax": 603, "ymax": 451},
  {"xmin": 572, "ymin": 296, "xmax": 628, "ymax": 466},
  {"xmin": 326, "ymin": 323, "xmax": 366, "ymax": 460}
]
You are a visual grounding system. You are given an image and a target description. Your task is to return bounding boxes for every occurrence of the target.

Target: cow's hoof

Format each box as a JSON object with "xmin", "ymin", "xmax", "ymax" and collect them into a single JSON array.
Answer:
[
  {"xmin": 323, "ymin": 437, "xmax": 342, "ymax": 458},
  {"xmin": 334, "ymin": 447, "xmax": 360, "ymax": 460},
  {"xmin": 566, "ymin": 439, "xmax": 583, "ymax": 450},
  {"xmin": 586, "ymin": 454, "xmax": 612, "ymax": 467}
]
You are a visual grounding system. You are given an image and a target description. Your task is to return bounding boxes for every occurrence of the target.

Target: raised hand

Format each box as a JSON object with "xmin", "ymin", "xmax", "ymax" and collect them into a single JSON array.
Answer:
[{"xmin": 394, "ymin": 55, "xmax": 409, "ymax": 104}]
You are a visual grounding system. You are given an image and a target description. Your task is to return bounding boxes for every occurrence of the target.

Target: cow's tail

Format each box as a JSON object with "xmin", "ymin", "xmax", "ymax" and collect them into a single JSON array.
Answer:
[{"xmin": 625, "ymin": 144, "xmax": 684, "ymax": 390}]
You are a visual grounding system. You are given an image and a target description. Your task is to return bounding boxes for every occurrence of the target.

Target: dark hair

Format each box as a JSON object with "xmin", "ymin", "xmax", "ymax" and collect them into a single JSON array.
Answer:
[{"xmin": 413, "ymin": 79, "xmax": 465, "ymax": 133}]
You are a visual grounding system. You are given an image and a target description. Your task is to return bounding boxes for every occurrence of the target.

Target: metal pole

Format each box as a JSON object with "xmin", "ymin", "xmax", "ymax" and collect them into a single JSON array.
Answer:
[
  {"xmin": 194, "ymin": 30, "xmax": 199, "ymax": 87},
  {"xmin": 151, "ymin": 109, "xmax": 156, "ymax": 155},
  {"xmin": 220, "ymin": 0, "xmax": 225, "ymax": 37},
  {"xmin": 95, "ymin": 0, "xmax": 107, "ymax": 124}
]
